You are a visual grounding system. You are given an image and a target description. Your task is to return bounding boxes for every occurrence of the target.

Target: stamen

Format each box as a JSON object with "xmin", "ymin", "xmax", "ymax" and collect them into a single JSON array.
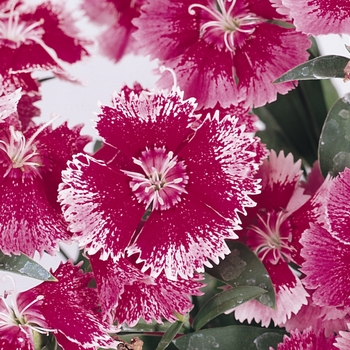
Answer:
[
  {"xmin": 188, "ymin": 0, "xmax": 261, "ymax": 51},
  {"xmin": 0, "ymin": 114, "xmax": 60, "ymax": 176},
  {"xmin": 122, "ymin": 147, "xmax": 188, "ymax": 211},
  {"xmin": 160, "ymin": 66, "xmax": 178, "ymax": 91},
  {"xmin": 248, "ymin": 211, "xmax": 296, "ymax": 264}
]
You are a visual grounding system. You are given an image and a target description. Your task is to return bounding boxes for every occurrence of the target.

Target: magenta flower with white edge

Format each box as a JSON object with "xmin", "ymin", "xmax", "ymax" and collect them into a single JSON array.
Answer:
[
  {"xmin": 272, "ymin": 327, "xmax": 337, "ymax": 350},
  {"xmin": 233, "ymin": 151, "xmax": 314, "ymax": 326},
  {"xmin": 89, "ymin": 252, "xmax": 204, "ymax": 326},
  {"xmin": 0, "ymin": 0, "xmax": 90, "ymax": 81},
  {"xmin": 271, "ymin": 0, "xmax": 350, "ymax": 35},
  {"xmin": 59, "ymin": 84, "xmax": 266, "ymax": 280},
  {"xmin": 0, "ymin": 261, "xmax": 117, "ymax": 350},
  {"xmin": 335, "ymin": 323, "xmax": 350, "ymax": 350},
  {"xmin": 0, "ymin": 91, "xmax": 92, "ymax": 257},
  {"xmin": 133, "ymin": 0, "xmax": 311, "ymax": 109}
]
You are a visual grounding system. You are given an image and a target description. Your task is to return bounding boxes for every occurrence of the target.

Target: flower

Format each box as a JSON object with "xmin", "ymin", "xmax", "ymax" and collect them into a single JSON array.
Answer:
[
  {"xmin": 59, "ymin": 84, "xmax": 266, "ymax": 280},
  {"xmin": 89, "ymin": 252, "xmax": 204, "ymax": 326},
  {"xmin": 0, "ymin": 261, "xmax": 116, "ymax": 350},
  {"xmin": 271, "ymin": 0, "xmax": 350, "ymax": 35},
  {"xmin": 273, "ymin": 327, "xmax": 337, "ymax": 350},
  {"xmin": 82, "ymin": 0, "xmax": 144, "ymax": 62},
  {"xmin": 0, "ymin": 90, "xmax": 92, "ymax": 257},
  {"xmin": 0, "ymin": 0, "xmax": 90, "ymax": 81},
  {"xmin": 233, "ymin": 151, "xmax": 319, "ymax": 326},
  {"xmin": 133, "ymin": 0, "xmax": 311, "ymax": 108}
]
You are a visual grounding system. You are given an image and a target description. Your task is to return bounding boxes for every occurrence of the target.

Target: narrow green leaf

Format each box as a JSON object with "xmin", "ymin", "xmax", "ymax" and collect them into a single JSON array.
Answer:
[
  {"xmin": 156, "ymin": 320, "xmax": 183, "ymax": 350},
  {"xmin": 319, "ymin": 92, "xmax": 350, "ymax": 177},
  {"xmin": 206, "ymin": 241, "xmax": 275, "ymax": 309},
  {"xmin": 173, "ymin": 325, "xmax": 285, "ymax": 350},
  {"xmin": 192, "ymin": 286, "xmax": 266, "ymax": 331},
  {"xmin": 0, "ymin": 251, "xmax": 56, "ymax": 281},
  {"xmin": 274, "ymin": 55, "xmax": 349, "ymax": 83}
]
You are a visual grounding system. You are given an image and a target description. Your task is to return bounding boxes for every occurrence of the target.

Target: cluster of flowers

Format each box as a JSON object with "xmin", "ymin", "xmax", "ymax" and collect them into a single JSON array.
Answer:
[{"xmin": 0, "ymin": 0, "xmax": 349, "ymax": 349}]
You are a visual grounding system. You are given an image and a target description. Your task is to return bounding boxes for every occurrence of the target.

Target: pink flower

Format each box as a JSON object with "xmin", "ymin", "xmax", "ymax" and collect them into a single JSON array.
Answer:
[
  {"xmin": 133, "ymin": 0, "xmax": 311, "ymax": 108},
  {"xmin": 272, "ymin": 327, "xmax": 337, "ymax": 350},
  {"xmin": 82, "ymin": 0, "xmax": 144, "ymax": 62},
  {"xmin": 0, "ymin": 90, "xmax": 92, "ymax": 257},
  {"xmin": 300, "ymin": 168, "xmax": 350, "ymax": 310},
  {"xmin": 271, "ymin": 0, "xmax": 350, "ymax": 35},
  {"xmin": 89, "ymin": 252, "xmax": 204, "ymax": 326},
  {"xmin": 0, "ymin": 0, "xmax": 90, "ymax": 80},
  {"xmin": 0, "ymin": 261, "xmax": 116, "ymax": 350},
  {"xmin": 59, "ymin": 84, "xmax": 266, "ymax": 280},
  {"xmin": 233, "ymin": 151, "xmax": 323, "ymax": 326}
]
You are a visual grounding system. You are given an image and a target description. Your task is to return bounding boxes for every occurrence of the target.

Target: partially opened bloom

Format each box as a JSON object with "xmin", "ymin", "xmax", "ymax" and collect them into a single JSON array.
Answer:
[
  {"xmin": 59, "ymin": 84, "xmax": 266, "ymax": 280},
  {"xmin": 0, "ymin": 0, "xmax": 90, "ymax": 81},
  {"xmin": 271, "ymin": 0, "xmax": 350, "ymax": 35},
  {"xmin": 0, "ymin": 90, "xmax": 92, "ymax": 257},
  {"xmin": 133, "ymin": 0, "xmax": 310, "ymax": 108},
  {"xmin": 0, "ymin": 261, "xmax": 116, "ymax": 350},
  {"xmin": 272, "ymin": 327, "xmax": 337, "ymax": 350},
  {"xmin": 89, "ymin": 252, "xmax": 204, "ymax": 326}
]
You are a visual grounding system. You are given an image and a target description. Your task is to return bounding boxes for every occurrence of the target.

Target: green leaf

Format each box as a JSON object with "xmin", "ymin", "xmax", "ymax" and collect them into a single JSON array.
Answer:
[
  {"xmin": 274, "ymin": 55, "xmax": 349, "ymax": 83},
  {"xmin": 319, "ymin": 92, "xmax": 350, "ymax": 177},
  {"xmin": 156, "ymin": 320, "xmax": 184, "ymax": 350},
  {"xmin": 173, "ymin": 325, "xmax": 285, "ymax": 350},
  {"xmin": 0, "ymin": 251, "xmax": 56, "ymax": 281},
  {"xmin": 206, "ymin": 241, "xmax": 275, "ymax": 309},
  {"xmin": 255, "ymin": 79, "xmax": 330, "ymax": 166},
  {"xmin": 192, "ymin": 286, "xmax": 267, "ymax": 331}
]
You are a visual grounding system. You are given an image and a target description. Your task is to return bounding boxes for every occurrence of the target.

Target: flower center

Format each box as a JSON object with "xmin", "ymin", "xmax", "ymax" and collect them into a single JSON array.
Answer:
[
  {"xmin": 0, "ymin": 115, "xmax": 59, "ymax": 177},
  {"xmin": 0, "ymin": 0, "xmax": 44, "ymax": 48},
  {"xmin": 188, "ymin": 0, "xmax": 261, "ymax": 51},
  {"xmin": 122, "ymin": 146, "xmax": 188, "ymax": 211},
  {"xmin": 246, "ymin": 210, "xmax": 296, "ymax": 265}
]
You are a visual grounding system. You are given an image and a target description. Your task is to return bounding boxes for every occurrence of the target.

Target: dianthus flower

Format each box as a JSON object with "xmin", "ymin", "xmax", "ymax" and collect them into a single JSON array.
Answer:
[
  {"xmin": 133, "ymin": 0, "xmax": 310, "ymax": 108},
  {"xmin": 233, "ymin": 151, "xmax": 330, "ymax": 326},
  {"xmin": 300, "ymin": 168, "xmax": 350, "ymax": 310},
  {"xmin": 89, "ymin": 251, "xmax": 204, "ymax": 326},
  {"xmin": 271, "ymin": 0, "xmax": 350, "ymax": 35},
  {"xmin": 59, "ymin": 84, "xmax": 266, "ymax": 280},
  {"xmin": 0, "ymin": 261, "xmax": 117, "ymax": 350},
  {"xmin": 0, "ymin": 0, "xmax": 90, "ymax": 81},
  {"xmin": 272, "ymin": 327, "xmax": 337, "ymax": 350},
  {"xmin": 82, "ymin": 0, "xmax": 144, "ymax": 62},
  {"xmin": 0, "ymin": 89, "xmax": 92, "ymax": 257}
]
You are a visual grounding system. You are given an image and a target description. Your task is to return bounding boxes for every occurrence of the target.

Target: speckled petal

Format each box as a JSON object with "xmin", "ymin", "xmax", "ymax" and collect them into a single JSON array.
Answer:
[
  {"xmin": 96, "ymin": 87, "xmax": 197, "ymax": 158},
  {"xmin": 301, "ymin": 224, "xmax": 350, "ymax": 308},
  {"xmin": 128, "ymin": 194, "xmax": 236, "ymax": 280},
  {"xmin": 0, "ymin": 170, "xmax": 69, "ymax": 257},
  {"xmin": 59, "ymin": 153, "xmax": 145, "ymax": 260},
  {"xmin": 280, "ymin": 0, "xmax": 350, "ymax": 35},
  {"xmin": 274, "ymin": 327, "xmax": 337, "ymax": 350},
  {"xmin": 90, "ymin": 253, "xmax": 204, "ymax": 327}
]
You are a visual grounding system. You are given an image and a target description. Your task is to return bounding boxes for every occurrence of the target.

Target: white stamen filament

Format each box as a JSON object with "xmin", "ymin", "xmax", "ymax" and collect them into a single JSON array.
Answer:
[
  {"xmin": 0, "ymin": 114, "xmax": 60, "ymax": 175},
  {"xmin": 249, "ymin": 213, "xmax": 296, "ymax": 263},
  {"xmin": 122, "ymin": 148, "xmax": 188, "ymax": 210},
  {"xmin": 189, "ymin": 0, "xmax": 261, "ymax": 51}
]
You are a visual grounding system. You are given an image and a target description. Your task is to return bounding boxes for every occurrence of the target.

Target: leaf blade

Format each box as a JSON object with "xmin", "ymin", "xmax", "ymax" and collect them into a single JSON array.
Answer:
[{"xmin": 192, "ymin": 286, "xmax": 266, "ymax": 331}]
